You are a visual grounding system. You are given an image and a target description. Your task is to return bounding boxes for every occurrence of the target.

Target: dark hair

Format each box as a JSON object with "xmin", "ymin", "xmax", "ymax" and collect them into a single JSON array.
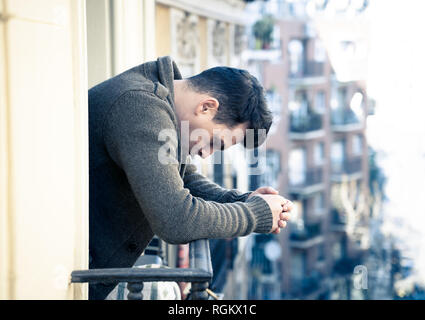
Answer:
[{"xmin": 186, "ymin": 67, "xmax": 273, "ymax": 149}]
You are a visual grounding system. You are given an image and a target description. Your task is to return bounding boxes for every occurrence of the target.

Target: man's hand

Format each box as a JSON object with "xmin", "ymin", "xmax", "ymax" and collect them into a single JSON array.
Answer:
[
  {"xmin": 250, "ymin": 190, "xmax": 293, "ymax": 234},
  {"xmin": 248, "ymin": 186, "xmax": 279, "ymax": 198}
]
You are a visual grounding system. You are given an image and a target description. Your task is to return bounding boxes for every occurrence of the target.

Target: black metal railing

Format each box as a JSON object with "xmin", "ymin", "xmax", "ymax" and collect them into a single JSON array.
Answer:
[
  {"xmin": 289, "ymin": 166, "xmax": 324, "ymax": 190},
  {"xmin": 290, "ymin": 222, "xmax": 322, "ymax": 241},
  {"xmin": 290, "ymin": 61, "xmax": 325, "ymax": 78},
  {"xmin": 71, "ymin": 239, "xmax": 213, "ymax": 300},
  {"xmin": 332, "ymin": 156, "xmax": 363, "ymax": 176},
  {"xmin": 331, "ymin": 108, "xmax": 362, "ymax": 126},
  {"xmin": 304, "ymin": 61, "xmax": 325, "ymax": 77},
  {"xmin": 290, "ymin": 112, "xmax": 323, "ymax": 133}
]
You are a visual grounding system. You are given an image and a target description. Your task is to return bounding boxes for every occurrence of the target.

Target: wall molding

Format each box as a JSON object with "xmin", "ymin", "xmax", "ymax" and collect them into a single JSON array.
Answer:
[{"xmin": 156, "ymin": 0, "xmax": 249, "ymax": 25}]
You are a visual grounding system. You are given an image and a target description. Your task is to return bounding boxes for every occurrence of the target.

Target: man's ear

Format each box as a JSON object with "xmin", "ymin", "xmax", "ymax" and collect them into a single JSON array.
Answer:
[{"xmin": 196, "ymin": 97, "xmax": 219, "ymax": 117}]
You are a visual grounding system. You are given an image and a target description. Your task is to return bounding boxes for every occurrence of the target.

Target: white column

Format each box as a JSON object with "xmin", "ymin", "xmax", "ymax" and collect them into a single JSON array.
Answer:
[
  {"xmin": 86, "ymin": 0, "xmax": 113, "ymax": 88},
  {"xmin": 111, "ymin": 0, "xmax": 141, "ymax": 74}
]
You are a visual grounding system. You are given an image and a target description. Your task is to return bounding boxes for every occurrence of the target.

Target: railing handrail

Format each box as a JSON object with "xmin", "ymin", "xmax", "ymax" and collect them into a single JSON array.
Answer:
[
  {"xmin": 71, "ymin": 267, "xmax": 211, "ymax": 284},
  {"xmin": 290, "ymin": 112, "xmax": 323, "ymax": 133},
  {"xmin": 70, "ymin": 239, "xmax": 213, "ymax": 300}
]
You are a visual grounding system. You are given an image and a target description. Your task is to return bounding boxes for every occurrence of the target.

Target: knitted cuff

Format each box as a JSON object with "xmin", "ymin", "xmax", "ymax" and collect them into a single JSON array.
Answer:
[{"xmin": 245, "ymin": 195, "xmax": 273, "ymax": 234}]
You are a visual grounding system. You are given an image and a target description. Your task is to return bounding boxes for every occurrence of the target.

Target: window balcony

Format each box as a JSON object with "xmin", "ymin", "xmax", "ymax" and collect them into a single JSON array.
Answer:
[
  {"xmin": 289, "ymin": 112, "xmax": 325, "ymax": 140},
  {"xmin": 290, "ymin": 61, "xmax": 325, "ymax": 78},
  {"xmin": 331, "ymin": 108, "xmax": 364, "ymax": 132},
  {"xmin": 289, "ymin": 61, "xmax": 327, "ymax": 86},
  {"xmin": 71, "ymin": 239, "xmax": 213, "ymax": 300},
  {"xmin": 289, "ymin": 166, "xmax": 325, "ymax": 196},
  {"xmin": 330, "ymin": 208, "xmax": 348, "ymax": 232},
  {"xmin": 331, "ymin": 156, "xmax": 363, "ymax": 182},
  {"xmin": 290, "ymin": 222, "xmax": 324, "ymax": 249}
]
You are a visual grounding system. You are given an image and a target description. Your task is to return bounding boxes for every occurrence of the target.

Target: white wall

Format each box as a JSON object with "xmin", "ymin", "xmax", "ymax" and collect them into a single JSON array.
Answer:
[{"xmin": 0, "ymin": 0, "xmax": 88, "ymax": 299}]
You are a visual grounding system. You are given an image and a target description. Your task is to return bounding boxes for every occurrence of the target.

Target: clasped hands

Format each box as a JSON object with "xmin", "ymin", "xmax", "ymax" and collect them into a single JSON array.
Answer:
[{"xmin": 248, "ymin": 186, "xmax": 294, "ymax": 234}]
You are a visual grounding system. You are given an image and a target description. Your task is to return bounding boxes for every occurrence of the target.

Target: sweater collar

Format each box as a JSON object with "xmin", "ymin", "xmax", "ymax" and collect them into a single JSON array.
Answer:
[
  {"xmin": 156, "ymin": 56, "xmax": 186, "ymax": 165},
  {"xmin": 156, "ymin": 56, "xmax": 183, "ymax": 109}
]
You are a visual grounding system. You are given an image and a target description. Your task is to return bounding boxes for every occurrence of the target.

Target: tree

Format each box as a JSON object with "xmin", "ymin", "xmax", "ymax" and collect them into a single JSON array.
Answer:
[{"xmin": 252, "ymin": 15, "xmax": 275, "ymax": 49}]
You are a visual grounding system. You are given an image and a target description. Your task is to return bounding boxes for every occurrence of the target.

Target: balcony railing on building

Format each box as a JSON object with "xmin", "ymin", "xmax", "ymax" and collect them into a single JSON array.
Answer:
[
  {"xmin": 289, "ymin": 166, "xmax": 324, "ymax": 195},
  {"xmin": 331, "ymin": 156, "xmax": 363, "ymax": 181},
  {"xmin": 290, "ymin": 112, "xmax": 324, "ymax": 139},
  {"xmin": 71, "ymin": 239, "xmax": 213, "ymax": 300},
  {"xmin": 331, "ymin": 107, "xmax": 363, "ymax": 131},
  {"xmin": 290, "ymin": 222, "xmax": 324, "ymax": 249},
  {"xmin": 290, "ymin": 61, "xmax": 325, "ymax": 78}
]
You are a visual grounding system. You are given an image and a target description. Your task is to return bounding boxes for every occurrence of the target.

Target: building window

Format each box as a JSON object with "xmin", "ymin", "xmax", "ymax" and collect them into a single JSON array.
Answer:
[
  {"xmin": 337, "ymin": 87, "xmax": 347, "ymax": 109},
  {"xmin": 314, "ymin": 141, "xmax": 325, "ymax": 166},
  {"xmin": 318, "ymin": 243, "xmax": 326, "ymax": 261},
  {"xmin": 352, "ymin": 134, "xmax": 363, "ymax": 155},
  {"xmin": 266, "ymin": 90, "xmax": 282, "ymax": 135},
  {"xmin": 313, "ymin": 192, "xmax": 325, "ymax": 214},
  {"xmin": 315, "ymin": 90, "xmax": 326, "ymax": 114},
  {"xmin": 290, "ymin": 200, "xmax": 304, "ymax": 226},
  {"xmin": 314, "ymin": 39, "xmax": 327, "ymax": 62},
  {"xmin": 331, "ymin": 140, "xmax": 345, "ymax": 172},
  {"xmin": 289, "ymin": 90, "xmax": 309, "ymax": 125},
  {"xmin": 259, "ymin": 150, "xmax": 281, "ymax": 190},
  {"xmin": 288, "ymin": 39, "xmax": 304, "ymax": 76},
  {"xmin": 291, "ymin": 252, "xmax": 305, "ymax": 282},
  {"xmin": 332, "ymin": 241, "xmax": 342, "ymax": 261},
  {"xmin": 288, "ymin": 147, "xmax": 306, "ymax": 186}
]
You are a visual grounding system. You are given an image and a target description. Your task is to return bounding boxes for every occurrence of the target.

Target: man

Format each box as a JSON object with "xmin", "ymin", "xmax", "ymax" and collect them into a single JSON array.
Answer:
[{"xmin": 89, "ymin": 56, "xmax": 292, "ymax": 300}]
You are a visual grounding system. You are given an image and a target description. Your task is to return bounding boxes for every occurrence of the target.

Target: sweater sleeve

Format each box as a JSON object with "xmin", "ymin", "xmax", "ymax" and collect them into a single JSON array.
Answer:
[
  {"xmin": 183, "ymin": 163, "xmax": 253, "ymax": 203},
  {"xmin": 103, "ymin": 90, "xmax": 273, "ymax": 244}
]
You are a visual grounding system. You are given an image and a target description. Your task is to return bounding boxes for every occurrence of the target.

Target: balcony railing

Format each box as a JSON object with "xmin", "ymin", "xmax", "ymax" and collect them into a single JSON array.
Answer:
[
  {"xmin": 71, "ymin": 239, "xmax": 213, "ymax": 300},
  {"xmin": 290, "ymin": 112, "xmax": 323, "ymax": 135},
  {"xmin": 331, "ymin": 156, "xmax": 363, "ymax": 177},
  {"xmin": 304, "ymin": 61, "xmax": 325, "ymax": 77},
  {"xmin": 289, "ymin": 166, "xmax": 324, "ymax": 193},
  {"xmin": 290, "ymin": 61, "xmax": 325, "ymax": 78},
  {"xmin": 290, "ymin": 222, "xmax": 322, "ymax": 242},
  {"xmin": 331, "ymin": 108, "xmax": 363, "ymax": 130}
]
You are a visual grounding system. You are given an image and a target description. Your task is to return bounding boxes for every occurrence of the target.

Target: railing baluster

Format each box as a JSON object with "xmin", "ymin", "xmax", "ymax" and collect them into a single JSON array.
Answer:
[
  {"xmin": 189, "ymin": 239, "xmax": 212, "ymax": 300},
  {"xmin": 191, "ymin": 282, "xmax": 209, "ymax": 300},
  {"xmin": 71, "ymin": 239, "xmax": 213, "ymax": 300},
  {"xmin": 127, "ymin": 282, "xmax": 144, "ymax": 300}
]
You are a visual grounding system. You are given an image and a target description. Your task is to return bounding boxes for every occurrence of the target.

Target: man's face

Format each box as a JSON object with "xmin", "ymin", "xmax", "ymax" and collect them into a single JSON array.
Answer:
[
  {"xmin": 172, "ymin": 81, "xmax": 248, "ymax": 158},
  {"xmin": 185, "ymin": 116, "xmax": 248, "ymax": 159}
]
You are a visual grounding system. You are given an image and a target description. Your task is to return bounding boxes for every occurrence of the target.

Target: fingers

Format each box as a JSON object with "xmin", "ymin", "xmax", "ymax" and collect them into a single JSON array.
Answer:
[
  {"xmin": 272, "ymin": 227, "xmax": 281, "ymax": 234},
  {"xmin": 271, "ymin": 216, "xmax": 289, "ymax": 234},
  {"xmin": 282, "ymin": 199, "xmax": 294, "ymax": 212},
  {"xmin": 257, "ymin": 186, "xmax": 279, "ymax": 195},
  {"xmin": 280, "ymin": 211, "xmax": 290, "ymax": 221},
  {"xmin": 278, "ymin": 220, "xmax": 287, "ymax": 228}
]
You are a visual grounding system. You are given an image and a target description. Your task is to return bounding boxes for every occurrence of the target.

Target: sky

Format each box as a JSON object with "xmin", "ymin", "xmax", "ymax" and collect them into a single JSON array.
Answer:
[{"xmin": 366, "ymin": 0, "xmax": 425, "ymax": 281}]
